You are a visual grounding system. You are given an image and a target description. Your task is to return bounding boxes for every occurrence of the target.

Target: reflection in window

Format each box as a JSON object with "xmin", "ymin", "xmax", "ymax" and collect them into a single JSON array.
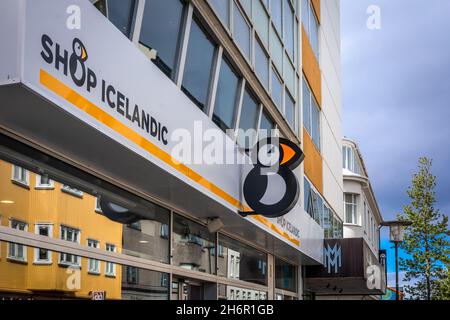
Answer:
[
  {"xmin": 88, "ymin": 239, "xmax": 100, "ymax": 274},
  {"xmin": 182, "ymin": 18, "xmax": 216, "ymax": 111},
  {"xmin": 139, "ymin": 0, "xmax": 185, "ymax": 78},
  {"xmin": 105, "ymin": 243, "xmax": 117, "ymax": 276},
  {"xmin": 94, "ymin": 0, "xmax": 136, "ymax": 37},
  {"xmin": 218, "ymin": 235, "xmax": 268, "ymax": 286},
  {"xmin": 237, "ymin": 89, "xmax": 260, "ymax": 149},
  {"xmin": 172, "ymin": 214, "xmax": 216, "ymax": 274},
  {"xmin": 275, "ymin": 258, "xmax": 296, "ymax": 292},
  {"xmin": 12, "ymin": 165, "xmax": 28, "ymax": 186},
  {"xmin": 210, "ymin": 0, "xmax": 230, "ymax": 27},
  {"xmin": 60, "ymin": 226, "xmax": 80, "ymax": 266},
  {"xmin": 212, "ymin": 58, "xmax": 240, "ymax": 132},
  {"xmin": 8, "ymin": 220, "xmax": 27, "ymax": 261},
  {"xmin": 35, "ymin": 224, "xmax": 52, "ymax": 263}
]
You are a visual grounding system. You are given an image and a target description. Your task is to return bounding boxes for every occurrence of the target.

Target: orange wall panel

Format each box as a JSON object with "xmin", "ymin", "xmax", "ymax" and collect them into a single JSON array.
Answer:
[
  {"xmin": 302, "ymin": 26, "xmax": 322, "ymax": 108},
  {"xmin": 303, "ymin": 128, "xmax": 323, "ymax": 194},
  {"xmin": 311, "ymin": 0, "xmax": 321, "ymax": 24}
]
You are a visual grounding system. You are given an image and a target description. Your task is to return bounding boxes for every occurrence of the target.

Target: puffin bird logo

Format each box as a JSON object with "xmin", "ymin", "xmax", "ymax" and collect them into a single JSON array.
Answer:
[
  {"xmin": 240, "ymin": 137, "xmax": 305, "ymax": 218},
  {"xmin": 69, "ymin": 38, "xmax": 88, "ymax": 87}
]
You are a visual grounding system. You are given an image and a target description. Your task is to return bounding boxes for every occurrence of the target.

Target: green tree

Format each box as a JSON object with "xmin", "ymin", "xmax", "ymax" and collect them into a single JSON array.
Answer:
[
  {"xmin": 398, "ymin": 157, "xmax": 450, "ymax": 300},
  {"xmin": 436, "ymin": 268, "xmax": 450, "ymax": 300}
]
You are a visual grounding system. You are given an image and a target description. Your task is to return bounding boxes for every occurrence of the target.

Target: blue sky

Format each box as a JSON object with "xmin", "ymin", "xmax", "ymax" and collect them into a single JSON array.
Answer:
[{"xmin": 341, "ymin": 0, "xmax": 450, "ymax": 286}]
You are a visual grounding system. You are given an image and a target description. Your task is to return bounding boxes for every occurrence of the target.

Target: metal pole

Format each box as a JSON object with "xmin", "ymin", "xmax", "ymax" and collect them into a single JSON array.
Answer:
[{"xmin": 395, "ymin": 242, "xmax": 399, "ymax": 300}]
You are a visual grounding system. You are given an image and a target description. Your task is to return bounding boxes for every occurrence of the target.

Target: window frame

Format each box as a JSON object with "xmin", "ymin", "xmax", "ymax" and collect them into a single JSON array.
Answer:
[
  {"xmin": 87, "ymin": 239, "xmax": 101, "ymax": 275},
  {"xmin": 11, "ymin": 165, "xmax": 29, "ymax": 187},
  {"xmin": 34, "ymin": 223, "xmax": 53, "ymax": 264},
  {"xmin": 344, "ymin": 193, "xmax": 359, "ymax": 225},
  {"xmin": 8, "ymin": 219, "xmax": 28, "ymax": 262},
  {"xmin": 105, "ymin": 243, "xmax": 117, "ymax": 277},
  {"xmin": 35, "ymin": 174, "xmax": 54, "ymax": 190},
  {"xmin": 59, "ymin": 225, "xmax": 81, "ymax": 267}
]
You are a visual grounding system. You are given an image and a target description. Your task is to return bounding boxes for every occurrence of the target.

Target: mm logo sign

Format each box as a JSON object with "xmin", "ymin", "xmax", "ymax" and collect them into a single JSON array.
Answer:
[{"xmin": 324, "ymin": 243, "xmax": 342, "ymax": 274}]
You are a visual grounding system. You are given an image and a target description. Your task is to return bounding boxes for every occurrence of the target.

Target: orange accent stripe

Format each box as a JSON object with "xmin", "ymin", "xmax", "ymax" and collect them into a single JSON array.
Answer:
[{"xmin": 39, "ymin": 69, "xmax": 300, "ymax": 247}]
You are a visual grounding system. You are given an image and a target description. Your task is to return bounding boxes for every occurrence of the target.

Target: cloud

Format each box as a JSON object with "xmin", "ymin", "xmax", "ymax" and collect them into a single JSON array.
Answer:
[{"xmin": 341, "ymin": 0, "xmax": 450, "ymax": 221}]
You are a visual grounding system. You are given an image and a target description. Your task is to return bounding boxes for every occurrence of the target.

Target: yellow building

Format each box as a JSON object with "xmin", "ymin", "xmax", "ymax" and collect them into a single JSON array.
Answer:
[{"xmin": 0, "ymin": 159, "xmax": 122, "ymax": 299}]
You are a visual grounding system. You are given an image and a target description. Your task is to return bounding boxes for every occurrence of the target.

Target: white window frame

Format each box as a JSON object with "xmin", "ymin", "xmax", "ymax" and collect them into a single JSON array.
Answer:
[
  {"xmin": 61, "ymin": 185, "xmax": 84, "ymax": 197},
  {"xmin": 87, "ymin": 239, "xmax": 101, "ymax": 274},
  {"xmin": 344, "ymin": 193, "xmax": 359, "ymax": 225},
  {"xmin": 105, "ymin": 243, "xmax": 117, "ymax": 277},
  {"xmin": 95, "ymin": 197, "xmax": 102, "ymax": 213},
  {"xmin": 11, "ymin": 165, "xmax": 29, "ymax": 187},
  {"xmin": 8, "ymin": 219, "xmax": 28, "ymax": 262},
  {"xmin": 35, "ymin": 174, "xmax": 54, "ymax": 190},
  {"xmin": 59, "ymin": 225, "xmax": 81, "ymax": 266},
  {"xmin": 34, "ymin": 223, "xmax": 53, "ymax": 264}
]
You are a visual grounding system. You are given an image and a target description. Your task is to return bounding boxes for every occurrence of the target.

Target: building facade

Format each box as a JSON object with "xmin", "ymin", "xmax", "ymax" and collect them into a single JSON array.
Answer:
[
  {"xmin": 0, "ymin": 0, "xmax": 344, "ymax": 300},
  {"xmin": 304, "ymin": 138, "xmax": 386, "ymax": 299}
]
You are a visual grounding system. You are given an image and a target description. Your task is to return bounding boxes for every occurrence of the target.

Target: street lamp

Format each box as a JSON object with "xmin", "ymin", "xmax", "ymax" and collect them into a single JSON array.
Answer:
[{"xmin": 381, "ymin": 220, "xmax": 412, "ymax": 300}]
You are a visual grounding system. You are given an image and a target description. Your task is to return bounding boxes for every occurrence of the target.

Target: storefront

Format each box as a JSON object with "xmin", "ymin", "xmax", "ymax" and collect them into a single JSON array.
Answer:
[{"xmin": 0, "ymin": 0, "xmax": 325, "ymax": 300}]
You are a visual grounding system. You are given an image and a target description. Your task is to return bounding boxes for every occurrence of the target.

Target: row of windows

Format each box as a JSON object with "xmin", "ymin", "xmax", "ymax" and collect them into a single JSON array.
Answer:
[
  {"xmin": 5, "ymin": 219, "xmax": 118, "ymax": 276},
  {"xmin": 94, "ymin": 0, "xmax": 301, "ymax": 145},
  {"xmin": 344, "ymin": 193, "xmax": 379, "ymax": 250},
  {"xmin": 304, "ymin": 178, "xmax": 343, "ymax": 239}
]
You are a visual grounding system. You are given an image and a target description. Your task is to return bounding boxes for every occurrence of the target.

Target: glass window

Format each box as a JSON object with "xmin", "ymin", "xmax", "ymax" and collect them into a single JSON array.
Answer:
[
  {"xmin": 309, "ymin": 8, "xmax": 319, "ymax": 58},
  {"xmin": 8, "ymin": 220, "xmax": 27, "ymax": 261},
  {"xmin": 275, "ymin": 258, "xmax": 297, "ymax": 292},
  {"xmin": 212, "ymin": 58, "xmax": 240, "ymax": 131},
  {"xmin": 253, "ymin": 0, "xmax": 269, "ymax": 46},
  {"xmin": 285, "ymin": 91, "xmax": 296, "ymax": 129},
  {"xmin": 107, "ymin": 0, "xmax": 136, "ymax": 37},
  {"xmin": 172, "ymin": 214, "xmax": 216, "ymax": 274},
  {"xmin": 255, "ymin": 38, "xmax": 269, "ymax": 89},
  {"xmin": 302, "ymin": 78, "xmax": 311, "ymax": 133},
  {"xmin": 36, "ymin": 174, "xmax": 53, "ymax": 188},
  {"xmin": 301, "ymin": 0, "xmax": 309, "ymax": 34},
  {"xmin": 34, "ymin": 224, "xmax": 52, "ymax": 263},
  {"xmin": 237, "ymin": 89, "xmax": 260, "ymax": 149},
  {"xmin": 182, "ymin": 18, "xmax": 216, "ymax": 111},
  {"xmin": 218, "ymin": 235, "xmax": 268, "ymax": 286},
  {"xmin": 210, "ymin": 0, "xmax": 230, "ymax": 27},
  {"xmin": 270, "ymin": 26, "xmax": 283, "ymax": 71},
  {"xmin": 61, "ymin": 184, "xmax": 83, "ymax": 197},
  {"xmin": 270, "ymin": 0, "xmax": 282, "ymax": 34},
  {"xmin": 233, "ymin": 4, "xmax": 251, "ymax": 59},
  {"xmin": 12, "ymin": 165, "xmax": 28, "ymax": 185},
  {"xmin": 283, "ymin": 0, "xmax": 295, "ymax": 58},
  {"xmin": 88, "ymin": 239, "xmax": 100, "ymax": 274},
  {"xmin": 345, "ymin": 194, "xmax": 358, "ymax": 225},
  {"xmin": 272, "ymin": 68, "xmax": 283, "ymax": 111},
  {"xmin": 105, "ymin": 243, "xmax": 117, "ymax": 276},
  {"xmin": 259, "ymin": 110, "xmax": 275, "ymax": 138},
  {"xmin": 60, "ymin": 226, "xmax": 80, "ymax": 266},
  {"xmin": 139, "ymin": 0, "xmax": 185, "ymax": 78},
  {"xmin": 303, "ymin": 77, "xmax": 320, "ymax": 150},
  {"xmin": 311, "ymin": 98, "xmax": 320, "ymax": 149}
]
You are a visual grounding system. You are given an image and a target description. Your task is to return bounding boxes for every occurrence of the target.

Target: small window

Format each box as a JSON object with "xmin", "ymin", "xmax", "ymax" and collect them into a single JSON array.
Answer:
[
  {"xmin": 271, "ymin": 68, "xmax": 283, "ymax": 111},
  {"xmin": 210, "ymin": 0, "xmax": 230, "ymax": 28},
  {"xmin": 283, "ymin": 0, "xmax": 295, "ymax": 58},
  {"xmin": 255, "ymin": 38, "xmax": 269, "ymax": 89},
  {"xmin": 97, "ymin": 0, "xmax": 137, "ymax": 38},
  {"xmin": 127, "ymin": 266, "xmax": 139, "ymax": 284},
  {"xmin": 88, "ymin": 239, "xmax": 101, "ymax": 274},
  {"xmin": 344, "ymin": 194, "xmax": 358, "ymax": 225},
  {"xmin": 302, "ymin": 77, "xmax": 320, "ymax": 150},
  {"xmin": 36, "ymin": 174, "xmax": 54, "ymax": 189},
  {"xmin": 270, "ymin": 0, "xmax": 283, "ymax": 34},
  {"xmin": 34, "ymin": 224, "xmax": 53, "ymax": 264},
  {"xmin": 139, "ymin": 0, "xmax": 185, "ymax": 78},
  {"xmin": 8, "ymin": 220, "xmax": 28, "ymax": 262},
  {"xmin": 233, "ymin": 3, "xmax": 251, "ymax": 59},
  {"xmin": 237, "ymin": 89, "xmax": 260, "ymax": 149},
  {"xmin": 95, "ymin": 197, "xmax": 103, "ymax": 213},
  {"xmin": 182, "ymin": 18, "xmax": 216, "ymax": 112},
  {"xmin": 59, "ymin": 226, "xmax": 80, "ymax": 266},
  {"xmin": 285, "ymin": 91, "xmax": 296, "ymax": 130},
  {"xmin": 12, "ymin": 165, "xmax": 29, "ymax": 186},
  {"xmin": 105, "ymin": 244, "xmax": 117, "ymax": 276},
  {"xmin": 259, "ymin": 110, "xmax": 275, "ymax": 138},
  {"xmin": 61, "ymin": 185, "xmax": 83, "ymax": 197},
  {"xmin": 212, "ymin": 58, "xmax": 240, "ymax": 132}
]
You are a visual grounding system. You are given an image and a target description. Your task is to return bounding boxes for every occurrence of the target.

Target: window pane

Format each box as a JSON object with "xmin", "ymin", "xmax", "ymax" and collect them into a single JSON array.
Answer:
[
  {"xmin": 253, "ymin": 0, "xmax": 269, "ymax": 46},
  {"xmin": 270, "ymin": 0, "xmax": 282, "ymax": 34},
  {"xmin": 283, "ymin": 0, "xmax": 294, "ymax": 58},
  {"xmin": 172, "ymin": 214, "xmax": 216, "ymax": 274},
  {"xmin": 259, "ymin": 110, "xmax": 274, "ymax": 138},
  {"xmin": 285, "ymin": 91, "xmax": 295, "ymax": 129},
  {"xmin": 302, "ymin": 79, "xmax": 311, "ymax": 133},
  {"xmin": 107, "ymin": 0, "xmax": 136, "ymax": 37},
  {"xmin": 310, "ymin": 9, "xmax": 319, "ymax": 58},
  {"xmin": 233, "ymin": 5, "xmax": 251, "ymax": 59},
  {"xmin": 237, "ymin": 89, "xmax": 259, "ymax": 148},
  {"xmin": 218, "ymin": 234, "xmax": 268, "ymax": 286},
  {"xmin": 139, "ymin": 0, "xmax": 184, "ymax": 78},
  {"xmin": 255, "ymin": 39, "xmax": 269, "ymax": 89},
  {"xmin": 272, "ymin": 69, "xmax": 283, "ymax": 111},
  {"xmin": 311, "ymin": 98, "xmax": 320, "ymax": 149},
  {"xmin": 182, "ymin": 19, "xmax": 216, "ymax": 111},
  {"xmin": 212, "ymin": 58, "xmax": 239, "ymax": 131},
  {"xmin": 275, "ymin": 258, "xmax": 296, "ymax": 292},
  {"xmin": 301, "ymin": 0, "xmax": 309, "ymax": 33},
  {"xmin": 210, "ymin": 0, "xmax": 230, "ymax": 27}
]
